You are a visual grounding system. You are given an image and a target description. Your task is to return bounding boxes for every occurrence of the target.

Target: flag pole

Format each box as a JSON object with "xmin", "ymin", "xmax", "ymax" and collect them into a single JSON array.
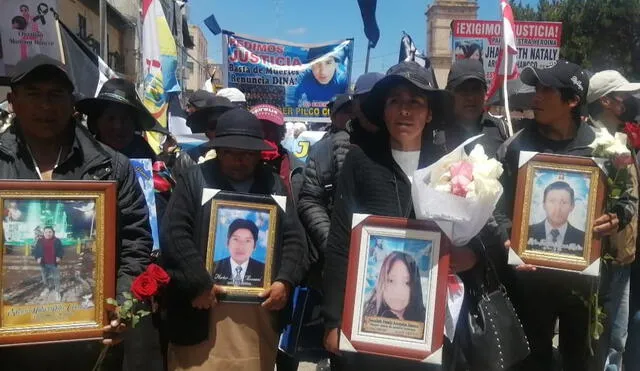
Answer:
[
  {"xmin": 364, "ymin": 42, "xmax": 372, "ymax": 73},
  {"xmin": 502, "ymin": 30, "xmax": 513, "ymax": 137}
]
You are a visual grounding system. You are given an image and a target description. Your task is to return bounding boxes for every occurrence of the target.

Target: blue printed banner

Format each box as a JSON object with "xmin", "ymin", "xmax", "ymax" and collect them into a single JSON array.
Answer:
[
  {"xmin": 131, "ymin": 159, "xmax": 160, "ymax": 251},
  {"xmin": 223, "ymin": 32, "xmax": 353, "ymax": 122}
]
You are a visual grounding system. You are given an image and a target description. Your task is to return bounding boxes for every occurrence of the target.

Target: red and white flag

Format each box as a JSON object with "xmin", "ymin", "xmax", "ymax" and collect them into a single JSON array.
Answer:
[{"xmin": 485, "ymin": 0, "xmax": 519, "ymax": 102}]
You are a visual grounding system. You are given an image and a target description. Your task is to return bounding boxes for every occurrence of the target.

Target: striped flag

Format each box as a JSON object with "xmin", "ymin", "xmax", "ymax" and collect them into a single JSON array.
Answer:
[
  {"xmin": 486, "ymin": 0, "xmax": 519, "ymax": 104},
  {"xmin": 56, "ymin": 18, "xmax": 116, "ymax": 98},
  {"xmin": 141, "ymin": 0, "xmax": 179, "ymax": 153},
  {"xmin": 399, "ymin": 32, "xmax": 439, "ymax": 88}
]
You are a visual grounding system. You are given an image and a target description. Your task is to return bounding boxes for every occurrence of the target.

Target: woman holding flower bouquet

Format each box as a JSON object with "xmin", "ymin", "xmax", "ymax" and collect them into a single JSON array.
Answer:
[{"xmin": 322, "ymin": 61, "xmax": 478, "ymax": 370}]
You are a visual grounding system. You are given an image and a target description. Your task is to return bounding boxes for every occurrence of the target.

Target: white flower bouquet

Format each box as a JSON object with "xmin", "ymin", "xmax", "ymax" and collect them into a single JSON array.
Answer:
[{"xmin": 412, "ymin": 135, "xmax": 504, "ymax": 246}]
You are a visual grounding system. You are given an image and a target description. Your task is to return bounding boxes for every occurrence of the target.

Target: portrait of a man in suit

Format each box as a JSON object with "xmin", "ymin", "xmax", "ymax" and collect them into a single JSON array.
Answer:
[
  {"xmin": 213, "ymin": 218, "xmax": 265, "ymax": 287},
  {"xmin": 528, "ymin": 181, "xmax": 585, "ymax": 256}
]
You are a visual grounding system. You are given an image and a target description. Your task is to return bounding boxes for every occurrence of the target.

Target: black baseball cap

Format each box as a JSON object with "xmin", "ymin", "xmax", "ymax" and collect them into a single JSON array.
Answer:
[
  {"xmin": 446, "ymin": 59, "xmax": 486, "ymax": 90},
  {"xmin": 327, "ymin": 94, "xmax": 352, "ymax": 114},
  {"xmin": 10, "ymin": 54, "xmax": 74, "ymax": 91},
  {"xmin": 186, "ymin": 96, "xmax": 235, "ymax": 133},
  {"xmin": 520, "ymin": 60, "xmax": 589, "ymax": 102}
]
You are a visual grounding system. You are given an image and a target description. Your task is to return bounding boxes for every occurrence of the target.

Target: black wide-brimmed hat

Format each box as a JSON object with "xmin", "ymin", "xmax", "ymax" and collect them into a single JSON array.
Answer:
[
  {"xmin": 209, "ymin": 108, "xmax": 273, "ymax": 151},
  {"xmin": 186, "ymin": 96, "xmax": 235, "ymax": 133},
  {"xmin": 76, "ymin": 78, "xmax": 169, "ymax": 134},
  {"xmin": 362, "ymin": 61, "xmax": 450, "ymax": 127}
]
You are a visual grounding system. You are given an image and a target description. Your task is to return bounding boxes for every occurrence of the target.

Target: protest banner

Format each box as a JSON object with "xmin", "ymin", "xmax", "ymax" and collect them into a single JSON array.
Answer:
[
  {"xmin": 451, "ymin": 20, "xmax": 562, "ymax": 85},
  {"xmin": 222, "ymin": 32, "xmax": 353, "ymax": 122},
  {"xmin": 0, "ymin": 1, "xmax": 61, "ymax": 77}
]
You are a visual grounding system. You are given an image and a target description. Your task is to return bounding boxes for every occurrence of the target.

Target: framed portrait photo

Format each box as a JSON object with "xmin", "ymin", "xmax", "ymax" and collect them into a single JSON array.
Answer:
[
  {"xmin": 510, "ymin": 153, "xmax": 606, "ymax": 274},
  {"xmin": 204, "ymin": 191, "xmax": 283, "ymax": 304},
  {"xmin": 0, "ymin": 181, "xmax": 116, "ymax": 346},
  {"xmin": 340, "ymin": 214, "xmax": 451, "ymax": 364}
]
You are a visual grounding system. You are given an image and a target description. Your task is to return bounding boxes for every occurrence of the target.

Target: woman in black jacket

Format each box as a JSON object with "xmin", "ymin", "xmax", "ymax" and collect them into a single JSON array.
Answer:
[{"xmin": 322, "ymin": 61, "xmax": 478, "ymax": 370}]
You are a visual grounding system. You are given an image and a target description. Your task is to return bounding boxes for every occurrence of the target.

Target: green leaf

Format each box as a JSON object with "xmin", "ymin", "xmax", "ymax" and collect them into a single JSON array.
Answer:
[
  {"xmin": 132, "ymin": 315, "xmax": 140, "ymax": 329},
  {"xmin": 611, "ymin": 188, "xmax": 623, "ymax": 198},
  {"xmin": 122, "ymin": 300, "xmax": 133, "ymax": 312},
  {"xmin": 106, "ymin": 298, "xmax": 118, "ymax": 306},
  {"xmin": 122, "ymin": 292, "xmax": 133, "ymax": 300},
  {"xmin": 137, "ymin": 310, "xmax": 151, "ymax": 317}
]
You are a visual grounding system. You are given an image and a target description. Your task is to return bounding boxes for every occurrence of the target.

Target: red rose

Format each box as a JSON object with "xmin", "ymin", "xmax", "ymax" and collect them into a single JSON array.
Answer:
[
  {"xmin": 146, "ymin": 263, "xmax": 170, "ymax": 286},
  {"xmin": 624, "ymin": 123, "xmax": 640, "ymax": 149},
  {"xmin": 153, "ymin": 173, "xmax": 172, "ymax": 193},
  {"xmin": 131, "ymin": 272, "xmax": 158, "ymax": 301}
]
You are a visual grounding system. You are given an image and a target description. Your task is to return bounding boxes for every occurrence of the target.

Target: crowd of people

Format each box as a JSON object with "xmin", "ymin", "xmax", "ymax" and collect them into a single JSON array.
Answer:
[{"xmin": 0, "ymin": 52, "xmax": 639, "ymax": 371}]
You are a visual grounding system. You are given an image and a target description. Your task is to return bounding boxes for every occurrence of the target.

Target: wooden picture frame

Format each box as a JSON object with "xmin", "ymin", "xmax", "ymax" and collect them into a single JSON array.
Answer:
[
  {"xmin": 205, "ymin": 191, "xmax": 282, "ymax": 304},
  {"xmin": 0, "ymin": 180, "xmax": 116, "ymax": 346},
  {"xmin": 510, "ymin": 153, "xmax": 606, "ymax": 273},
  {"xmin": 340, "ymin": 214, "xmax": 450, "ymax": 364}
]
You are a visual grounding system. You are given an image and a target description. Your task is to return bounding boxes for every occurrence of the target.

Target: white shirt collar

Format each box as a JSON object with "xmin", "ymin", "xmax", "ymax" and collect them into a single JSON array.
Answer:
[
  {"xmin": 230, "ymin": 258, "xmax": 249, "ymax": 281},
  {"xmin": 544, "ymin": 219, "xmax": 568, "ymax": 243}
]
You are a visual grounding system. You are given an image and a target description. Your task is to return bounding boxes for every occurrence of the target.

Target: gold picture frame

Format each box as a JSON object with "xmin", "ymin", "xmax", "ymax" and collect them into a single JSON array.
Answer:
[
  {"xmin": 205, "ymin": 193, "xmax": 280, "ymax": 303},
  {"xmin": 511, "ymin": 154, "xmax": 605, "ymax": 272},
  {"xmin": 0, "ymin": 181, "xmax": 116, "ymax": 346}
]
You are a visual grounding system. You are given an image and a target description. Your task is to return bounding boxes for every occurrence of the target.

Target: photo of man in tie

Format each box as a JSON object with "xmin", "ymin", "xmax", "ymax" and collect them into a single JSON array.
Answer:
[
  {"xmin": 527, "ymin": 181, "xmax": 586, "ymax": 256},
  {"xmin": 213, "ymin": 218, "xmax": 266, "ymax": 287}
]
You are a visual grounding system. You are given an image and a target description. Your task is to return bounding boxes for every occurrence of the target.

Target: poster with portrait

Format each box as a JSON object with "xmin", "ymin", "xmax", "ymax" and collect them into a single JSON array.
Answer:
[
  {"xmin": 451, "ymin": 20, "xmax": 562, "ymax": 86},
  {"xmin": 0, "ymin": 181, "xmax": 116, "ymax": 346},
  {"xmin": 340, "ymin": 214, "xmax": 450, "ymax": 364},
  {"xmin": 510, "ymin": 153, "xmax": 606, "ymax": 274},
  {"xmin": 204, "ymin": 191, "xmax": 283, "ymax": 303},
  {"xmin": 0, "ymin": 0, "xmax": 61, "ymax": 78},
  {"xmin": 222, "ymin": 31, "xmax": 353, "ymax": 122}
]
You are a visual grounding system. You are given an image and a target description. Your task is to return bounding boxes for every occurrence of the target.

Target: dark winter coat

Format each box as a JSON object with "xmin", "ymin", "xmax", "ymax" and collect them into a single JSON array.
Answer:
[
  {"xmin": 160, "ymin": 159, "xmax": 308, "ymax": 345},
  {"xmin": 0, "ymin": 122, "xmax": 153, "ymax": 370},
  {"xmin": 297, "ymin": 129, "xmax": 351, "ymax": 264}
]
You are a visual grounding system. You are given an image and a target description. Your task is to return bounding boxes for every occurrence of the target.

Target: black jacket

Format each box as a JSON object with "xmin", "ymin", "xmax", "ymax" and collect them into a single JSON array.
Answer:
[
  {"xmin": 495, "ymin": 119, "xmax": 636, "ymax": 238},
  {"xmin": 213, "ymin": 257, "xmax": 265, "ymax": 287},
  {"xmin": 528, "ymin": 221, "xmax": 585, "ymax": 250},
  {"xmin": 160, "ymin": 159, "xmax": 308, "ymax": 345},
  {"xmin": 322, "ymin": 131, "xmax": 444, "ymax": 330},
  {"xmin": 0, "ymin": 123, "xmax": 153, "ymax": 296},
  {"xmin": 297, "ymin": 129, "xmax": 351, "ymax": 264},
  {"xmin": 432, "ymin": 112, "xmax": 508, "ymax": 156}
]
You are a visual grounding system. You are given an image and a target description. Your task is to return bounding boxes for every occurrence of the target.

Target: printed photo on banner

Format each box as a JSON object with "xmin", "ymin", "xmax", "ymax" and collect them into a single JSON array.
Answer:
[
  {"xmin": 451, "ymin": 20, "xmax": 562, "ymax": 85},
  {"xmin": 0, "ymin": 0, "xmax": 61, "ymax": 76},
  {"xmin": 526, "ymin": 168, "xmax": 589, "ymax": 258},
  {"xmin": 207, "ymin": 198, "xmax": 279, "ymax": 299},
  {"xmin": 224, "ymin": 32, "xmax": 353, "ymax": 121},
  {"xmin": 130, "ymin": 159, "xmax": 160, "ymax": 251},
  {"xmin": 510, "ymin": 154, "xmax": 605, "ymax": 273},
  {"xmin": 360, "ymin": 235, "xmax": 432, "ymax": 340},
  {"xmin": 454, "ymin": 40, "xmax": 484, "ymax": 64}
]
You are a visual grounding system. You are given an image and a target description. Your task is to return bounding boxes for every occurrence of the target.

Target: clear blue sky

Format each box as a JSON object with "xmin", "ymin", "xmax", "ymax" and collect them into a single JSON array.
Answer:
[{"xmin": 188, "ymin": 0, "xmax": 538, "ymax": 80}]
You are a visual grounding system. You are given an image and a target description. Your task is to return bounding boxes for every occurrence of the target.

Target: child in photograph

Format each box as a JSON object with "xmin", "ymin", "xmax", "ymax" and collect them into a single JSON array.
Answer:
[
  {"xmin": 363, "ymin": 251, "xmax": 426, "ymax": 322},
  {"xmin": 32, "ymin": 226, "xmax": 64, "ymax": 301}
]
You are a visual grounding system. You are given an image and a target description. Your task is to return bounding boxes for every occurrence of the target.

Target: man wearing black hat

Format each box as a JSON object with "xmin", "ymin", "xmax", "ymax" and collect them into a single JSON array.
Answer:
[
  {"xmin": 443, "ymin": 59, "xmax": 508, "ymax": 155},
  {"xmin": 0, "ymin": 55, "xmax": 153, "ymax": 370},
  {"xmin": 495, "ymin": 60, "xmax": 636, "ymax": 371},
  {"xmin": 160, "ymin": 108, "xmax": 307, "ymax": 370}
]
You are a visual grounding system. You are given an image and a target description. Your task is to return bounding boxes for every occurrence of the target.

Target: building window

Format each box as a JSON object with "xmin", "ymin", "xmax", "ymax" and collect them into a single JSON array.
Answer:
[
  {"xmin": 78, "ymin": 15, "xmax": 87, "ymax": 38},
  {"xmin": 186, "ymin": 61, "xmax": 194, "ymax": 72}
]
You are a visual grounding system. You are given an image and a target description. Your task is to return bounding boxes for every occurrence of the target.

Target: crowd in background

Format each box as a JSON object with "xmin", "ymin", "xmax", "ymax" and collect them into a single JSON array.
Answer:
[{"xmin": 0, "ymin": 52, "xmax": 640, "ymax": 371}]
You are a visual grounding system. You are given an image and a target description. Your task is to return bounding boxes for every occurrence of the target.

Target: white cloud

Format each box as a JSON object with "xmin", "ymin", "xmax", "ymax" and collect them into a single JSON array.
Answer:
[{"xmin": 287, "ymin": 27, "xmax": 307, "ymax": 35}]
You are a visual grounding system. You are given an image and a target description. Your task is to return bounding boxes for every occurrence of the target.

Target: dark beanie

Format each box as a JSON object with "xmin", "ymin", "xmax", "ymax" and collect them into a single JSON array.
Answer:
[{"xmin": 227, "ymin": 219, "xmax": 259, "ymax": 242}]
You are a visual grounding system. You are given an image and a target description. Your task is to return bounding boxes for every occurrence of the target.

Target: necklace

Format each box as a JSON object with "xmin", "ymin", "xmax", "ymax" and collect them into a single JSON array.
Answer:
[{"xmin": 25, "ymin": 145, "xmax": 63, "ymax": 180}]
